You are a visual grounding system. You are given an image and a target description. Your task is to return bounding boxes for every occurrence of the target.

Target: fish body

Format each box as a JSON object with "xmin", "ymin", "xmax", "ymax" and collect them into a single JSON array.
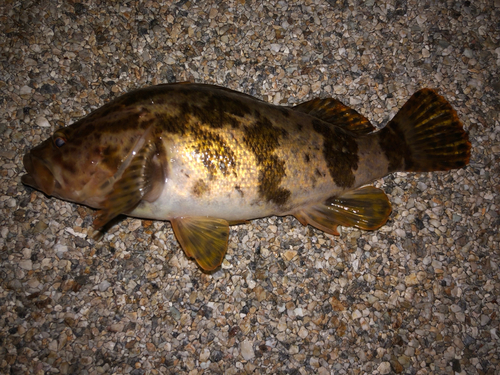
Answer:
[{"xmin": 22, "ymin": 83, "xmax": 471, "ymax": 271}]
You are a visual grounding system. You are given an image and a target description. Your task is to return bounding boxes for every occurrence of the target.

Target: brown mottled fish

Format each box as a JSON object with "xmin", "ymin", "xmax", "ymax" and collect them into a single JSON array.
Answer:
[{"xmin": 22, "ymin": 83, "xmax": 471, "ymax": 271}]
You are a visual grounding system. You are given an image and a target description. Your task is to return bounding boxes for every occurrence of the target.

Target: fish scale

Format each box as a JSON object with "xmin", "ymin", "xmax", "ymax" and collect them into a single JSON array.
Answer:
[{"xmin": 22, "ymin": 83, "xmax": 471, "ymax": 271}]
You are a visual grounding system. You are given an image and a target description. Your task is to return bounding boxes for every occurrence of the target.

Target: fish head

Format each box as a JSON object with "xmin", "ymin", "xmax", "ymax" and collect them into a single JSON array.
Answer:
[
  {"xmin": 21, "ymin": 121, "xmax": 121, "ymax": 208},
  {"xmin": 21, "ymin": 104, "xmax": 156, "ymax": 209}
]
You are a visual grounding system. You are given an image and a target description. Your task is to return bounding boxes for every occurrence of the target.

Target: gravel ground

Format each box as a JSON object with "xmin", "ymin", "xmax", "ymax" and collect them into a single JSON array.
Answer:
[{"xmin": 1, "ymin": 0, "xmax": 499, "ymax": 374}]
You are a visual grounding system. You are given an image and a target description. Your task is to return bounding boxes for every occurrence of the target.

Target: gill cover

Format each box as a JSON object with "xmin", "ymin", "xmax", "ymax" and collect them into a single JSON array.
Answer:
[{"xmin": 93, "ymin": 126, "xmax": 164, "ymax": 228}]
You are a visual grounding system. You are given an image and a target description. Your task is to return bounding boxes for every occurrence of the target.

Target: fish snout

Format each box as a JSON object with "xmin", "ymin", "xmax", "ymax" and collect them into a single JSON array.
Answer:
[{"xmin": 21, "ymin": 152, "xmax": 55, "ymax": 196}]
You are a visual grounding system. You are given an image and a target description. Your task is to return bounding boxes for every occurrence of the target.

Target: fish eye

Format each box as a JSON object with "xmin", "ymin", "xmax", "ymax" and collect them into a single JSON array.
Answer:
[{"xmin": 54, "ymin": 137, "xmax": 66, "ymax": 148}]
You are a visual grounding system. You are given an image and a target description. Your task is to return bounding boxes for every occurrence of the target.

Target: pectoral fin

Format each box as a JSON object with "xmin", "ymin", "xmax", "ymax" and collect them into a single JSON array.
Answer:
[
  {"xmin": 294, "ymin": 186, "xmax": 392, "ymax": 235},
  {"xmin": 171, "ymin": 217, "xmax": 230, "ymax": 271},
  {"xmin": 93, "ymin": 139, "xmax": 160, "ymax": 228}
]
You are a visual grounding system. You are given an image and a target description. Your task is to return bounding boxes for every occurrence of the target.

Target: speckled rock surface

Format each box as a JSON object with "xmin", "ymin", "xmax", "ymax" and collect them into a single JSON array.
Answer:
[{"xmin": 1, "ymin": 0, "xmax": 499, "ymax": 374}]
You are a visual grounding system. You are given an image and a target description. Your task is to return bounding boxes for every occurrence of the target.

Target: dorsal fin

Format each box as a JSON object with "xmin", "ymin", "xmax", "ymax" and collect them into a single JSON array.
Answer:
[{"xmin": 293, "ymin": 98, "xmax": 375, "ymax": 135}]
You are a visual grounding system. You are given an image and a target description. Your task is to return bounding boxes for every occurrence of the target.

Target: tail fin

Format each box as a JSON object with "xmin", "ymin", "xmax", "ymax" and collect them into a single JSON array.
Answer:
[{"xmin": 379, "ymin": 89, "xmax": 471, "ymax": 173}]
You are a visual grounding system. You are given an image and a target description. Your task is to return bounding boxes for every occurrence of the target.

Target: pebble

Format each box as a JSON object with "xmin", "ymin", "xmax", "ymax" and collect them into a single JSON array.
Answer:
[
  {"xmin": 377, "ymin": 361, "xmax": 392, "ymax": 374},
  {"xmin": 240, "ymin": 340, "xmax": 254, "ymax": 361},
  {"xmin": 352, "ymin": 309, "xmax": 362, "ymax": 319},
  {"xmin": 19, "ymin": 259, "xmax": 32, "ymax": 271},
  {"xmin": 282, "ymin": 250, "xmax": 297, "ymax": 261},
  {"xmin": 20, "ymin": 85, "xmax": 32, "ymax": 95},
  {"xmin": 35, "ymin": 116, "xmax": 50, "ymax": 127},
  {"xmin": 98, "ymin": 280, "xmax": 111, "ymax": 292},
  {"xmin": 298, "ymin": 326, "xmax": 309, "ymax": 339}
]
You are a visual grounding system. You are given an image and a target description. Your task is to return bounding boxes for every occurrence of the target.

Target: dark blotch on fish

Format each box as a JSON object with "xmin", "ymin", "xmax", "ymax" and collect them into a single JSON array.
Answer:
[
  {"xmin": 378, "ymin": 125, "xmax": 406, "ymax": 172},
  {"xmin": 313, "ymin": 119, "xmax": 358, "ymax": 188},
  {"xmin": 243, "ymin": 116, "xmax": 291, "ymax": 207},
  {"xmin": 235, "ymin": 185, "xmax": 244, "ymax": 197},
  {"xmin": 178, "ymin": 88, "xmax": 251, "ymax": 129},
  {"xmin": 156, "ymin": 111, "xmax": 190, "ymax": 135},
  {"xmin": 192, "ymin": 179, "xmax": 209, "ymax": 198},
  {"xmin": 258, "ymin": 155, "xmax": 290, "ymax": 206}
]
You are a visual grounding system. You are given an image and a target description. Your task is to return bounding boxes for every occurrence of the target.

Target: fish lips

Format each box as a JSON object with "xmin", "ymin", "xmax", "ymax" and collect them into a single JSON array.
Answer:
[{"xmin": 21, "ymin": 152, "xmax": 55, "ymax": 196}]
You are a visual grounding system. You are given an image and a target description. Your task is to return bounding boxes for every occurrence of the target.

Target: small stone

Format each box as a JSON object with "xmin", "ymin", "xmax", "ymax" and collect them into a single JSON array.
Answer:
[
  {"xmin": 398, "ymin": 355, "xmax": 410, "ymax": 367},
  {"xmin": 19, "ymin": 260, "xmax": 33, "ymax": 270},
  {"xmin": 98, "ymin": 280, "xmax": 111, "ymax": 292},
  {"xmin": 390, "ymin": 358, "xmax": 404, "ymax": 373},
  {"xmin": 48, "ymin": 339, "xmax": 58, "ymax": 351},
  {"xmin": 55, "ymin": 244, "xmax": 68, "ymax": 258},
  {"xmin": 352, "ymin": 309, "xmax": 362, "ymax": 319},
  {"xmin": 74, "ymin": 237, "xmax": 89, "ymax": 248},
  {"xmin": 8, "ymin": 279, "xmax": 23, "ymax": 291},
  {"xmin": 404, "ymin": 273, "xmax": 419, "ymax": 286},
  {"xmin": 200, "ymin": 348, "xmax": 210, "ymax": 362},
  {"xmin": 33, "ymin": 220, "xmax": 48, "ymax": 234},
  {"xmin": 330, "ymin": 296, "xmax": 345, "ymax": 311},
  {"xmin": 35, "ymin": 116, "xmax": 50, "ymax": 127},
  {"xmin": 208, "ymin": 7, "xmax": 217, "ymax": 18},
  {"xmin": 359, "ymin": 317, "xmax": 370, "ymax": 330},
  {"xmin": 170, "ymin": 306, "xmax": 181, "ymax": 321},
  {"xmin": 298, "ymin": 326, "xmax": 308, "ymax": 339},
  {"xmin": 334, "ymin": 85, "xmax": 347, "ymax": 95},
  {"xmin": 128, "ymin": 219, "xmax": 142, "ymax": 232},
  {"xmin": 109, "ymin": 323, "xmax": 124, "ymax": 332},
  {"xmin": 377, "ymin": 361, "xmax": 391, "ymax": 374},
  {"xmin": 270, "ymin": 44, "xmax": 281, "ymax": 53},
  {"xmin": 81, "ymin": 356, "xmax": 92, "ymax": 366},
  {"xmin": 20, "ymin": 85, "xmax": 32, "ymax": 95},
  {"xmin": 417, "ymin": 182, "xmax": 427, "ymax": 191},
  {"xmin": 480, "ymin": 314, "xmax": 490, "ymax": 326},
  {"xmin": 240, "ymin": 340, "xmax": 254, "ymax": 360},
  {"xmin": 211, "ymin": 350, "xmax": 223, "ymax": 363},
  {"xmin": 27, "ymin": 278, "xmax": 40, "ymax": 289},
  {"xmin": 254, "ymin": 286, "xmax": 266, "ymax": 302},
  {"xmin": 277, "ymin": 319, "xmax": 287, "ymax": 332},
  {"xmin": 282, "ymin": 250, "xmax": 297, "ymax": 261},
  {"xmin": 309, "ymin": 357, "xmax": 320, "ymax": 368}
]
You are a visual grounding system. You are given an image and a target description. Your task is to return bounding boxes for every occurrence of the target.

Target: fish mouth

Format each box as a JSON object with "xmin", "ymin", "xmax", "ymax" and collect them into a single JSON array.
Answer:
[{"xmin": 21, "ymin": 152, "xmax": 55, "ymax": 196}]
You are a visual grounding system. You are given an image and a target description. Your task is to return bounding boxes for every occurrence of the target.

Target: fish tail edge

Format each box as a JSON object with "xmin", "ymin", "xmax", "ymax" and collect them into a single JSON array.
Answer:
[{"xmin": 380, "ymin": 88, "xmax": 471, "ymax": 173}]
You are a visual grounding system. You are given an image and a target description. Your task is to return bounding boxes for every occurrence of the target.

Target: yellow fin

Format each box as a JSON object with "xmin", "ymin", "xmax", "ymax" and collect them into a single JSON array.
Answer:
[
  {"xmin": 294, "ymin": 186, "xmax": 392, "ymax": 235},
  {"xmin": 171, "ymin": 217, "xmax": 229, "ymax": 271},
  {"xmin": 293, "ymin": 98, "xmax": 375, "ymax": 134}
]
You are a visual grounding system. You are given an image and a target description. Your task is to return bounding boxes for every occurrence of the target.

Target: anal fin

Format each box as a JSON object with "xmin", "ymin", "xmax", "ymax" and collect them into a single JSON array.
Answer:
[
  {"xmin": 294, "ymin": 186, "xmax": 392, "ymax": 235},
  {"xmin": 171, "ymin": 217, "xmax": 230, "ymax": 271}
]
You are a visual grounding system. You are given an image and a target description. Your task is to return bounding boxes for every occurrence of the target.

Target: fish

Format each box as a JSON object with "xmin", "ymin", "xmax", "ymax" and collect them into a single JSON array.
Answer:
[{"xmin": 21, "ymin": 83, "xmax": 471, "ymax": 271}]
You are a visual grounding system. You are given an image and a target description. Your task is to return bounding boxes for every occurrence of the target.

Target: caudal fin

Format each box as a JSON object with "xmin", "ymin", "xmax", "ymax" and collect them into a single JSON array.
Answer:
[{"xmin": 379, "ymin": 89, "xmax": 471, "ymax": 173}]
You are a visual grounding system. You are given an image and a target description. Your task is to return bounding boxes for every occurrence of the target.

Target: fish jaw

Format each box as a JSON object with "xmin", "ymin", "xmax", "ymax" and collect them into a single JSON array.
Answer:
[{"xmin": 22, "ymin": 151, "xmax": 55, "ymax": 196}]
